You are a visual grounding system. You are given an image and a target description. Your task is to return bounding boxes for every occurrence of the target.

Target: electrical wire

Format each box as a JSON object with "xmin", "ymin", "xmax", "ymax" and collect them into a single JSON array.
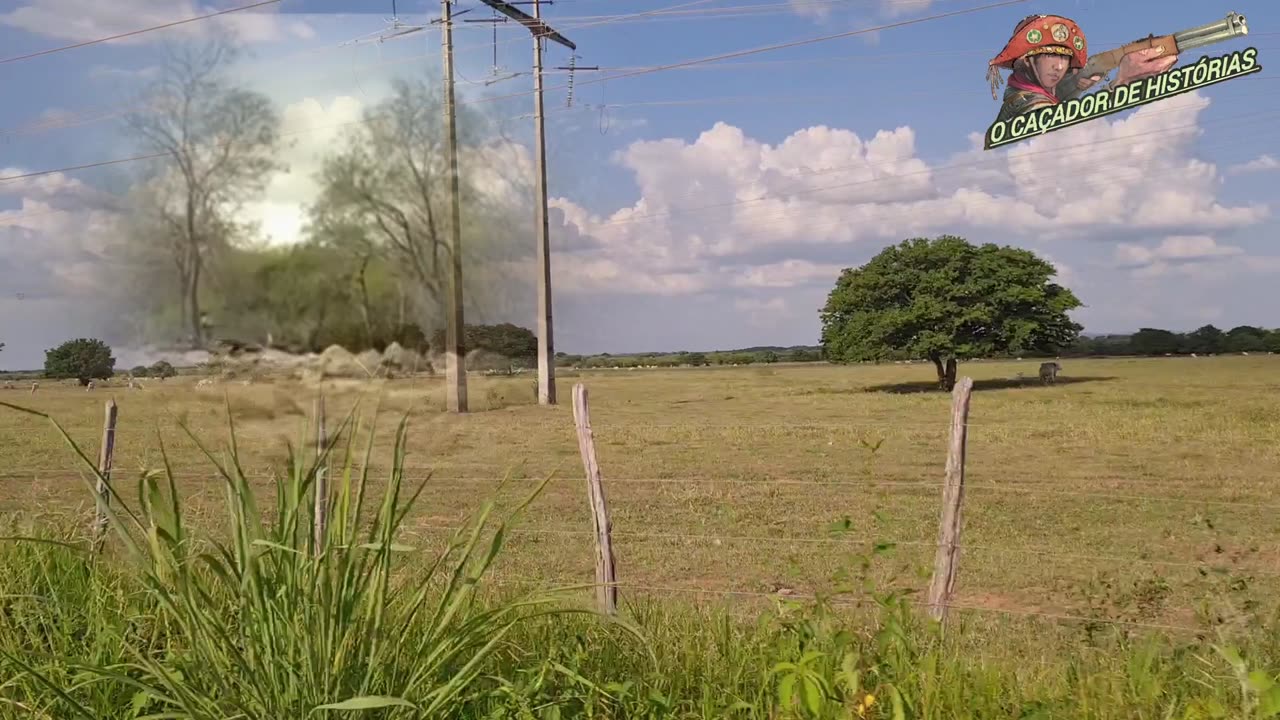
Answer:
[
  {"xmin": 0, "ymin": 0, "xmax": 284, "ymax": 66},
  {"xmin": 413, "ymin": 0, "xmax": 1036, "ymax": 107},
  {"xmin": 25, "ymin": 0, "xmax": 1026, "ymax": 135},
  {"xmin": 0, "ymin": 0, "xmax": 1028, "ymax": 184},
  {"xmin": 9, "ymin": 12, "xmax": 1270, "ymax": 141}
]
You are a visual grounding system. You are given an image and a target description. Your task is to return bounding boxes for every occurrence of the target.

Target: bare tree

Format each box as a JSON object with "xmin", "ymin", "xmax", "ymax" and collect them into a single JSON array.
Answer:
[
  {"xmin": 125, "ymin": 38, "xmax": 282, "ymax": 348},
  {"xmin": 307, "ymin": 77, "xmax": 527, "ymax": 339}
]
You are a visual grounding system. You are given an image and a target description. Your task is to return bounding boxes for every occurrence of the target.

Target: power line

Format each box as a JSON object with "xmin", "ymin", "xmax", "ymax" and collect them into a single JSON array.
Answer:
[
  {"xmin": 446, "ymin": 0, "xmax": 1038, "ymax": 106},
  {"xmin": 0, "ymin": 0, "xmax": 1034, "ymax": 183},
  {"xmin": 0, "ymin": 152, "xmax": 169, "ymax": 184},
  {"xmin": 0, "ymin": 13, "xmax": 1265, "ymax": 209},
  {"xmin": 11, "ymin": 23, "xmax": 1273, "ymax": 141},
  {"xmin": 0, "ymin": 0, "xmax": 725, "ymax": 140},
  {"xmin": 0, "ymin": 0, "xmax": 284, "ymax": 66},
  {"xmin": 65, "ymin": 0, "xmax": 1024, "ymax": 118},
  {"xmin": 0, "ymin": 0, "xmax": 1026, "ymax": 182}
]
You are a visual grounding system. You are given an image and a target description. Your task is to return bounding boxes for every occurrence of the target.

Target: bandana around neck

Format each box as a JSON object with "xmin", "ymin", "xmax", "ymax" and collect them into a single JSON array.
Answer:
[{"xmin": 1008, "ymin": 72, "xmax": 1058, "ymax": 104}]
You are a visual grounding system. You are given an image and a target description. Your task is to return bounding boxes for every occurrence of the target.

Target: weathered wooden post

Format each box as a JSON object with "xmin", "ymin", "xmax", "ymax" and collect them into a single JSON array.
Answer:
[
  {"xmin": 313, "ymin": 394, "xmax": 328, "ymax": 553},
  {"xmin": 92, "ymin": 398, "xmax": 118, "ymax": 552},
  {"xmin": 572, "ymin": 383, "xmax": 617, "ymax": 615},
  {"xmin": 926, "ymin": 376, "xmax": 974, "ymax": 623}
]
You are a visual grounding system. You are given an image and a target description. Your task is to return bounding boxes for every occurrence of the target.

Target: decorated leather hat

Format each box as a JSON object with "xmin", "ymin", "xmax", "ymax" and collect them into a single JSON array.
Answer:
[{"xmin": 987, "ymin": 14, "xmax": 1087, "ymax": 97}]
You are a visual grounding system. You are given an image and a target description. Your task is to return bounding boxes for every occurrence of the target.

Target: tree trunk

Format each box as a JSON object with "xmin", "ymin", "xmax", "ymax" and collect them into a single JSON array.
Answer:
[
  {"xmin": 931, "ymin": 354, "xmax": 958, "ymax": 391},
  {"xmin": 188, "ymin": 254, "xmax": 204, "ymax": 347},
  {"xmin": 185, "ymin": 194, "xmax": 204, "ymax": 347},
  {"xmin": 356, "ymin": 255, "xmax": 374, "ymax": 348}
]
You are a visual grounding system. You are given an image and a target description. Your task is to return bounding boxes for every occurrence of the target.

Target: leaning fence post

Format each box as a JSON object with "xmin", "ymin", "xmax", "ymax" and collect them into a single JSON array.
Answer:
[
  {"xmin": 926, "ymin": 376, "xmax": 974, "ymax": 624},
  {"xmin": 572, "ymin": 383, "xmax": 618, "ymax": 615},
  {"xmin": 92, "ymin": 398, "xmax": 119, "ymax": 552},
  {"xmin": 313, "ymin": 394, "xmax": 328, "ymax": 553}
]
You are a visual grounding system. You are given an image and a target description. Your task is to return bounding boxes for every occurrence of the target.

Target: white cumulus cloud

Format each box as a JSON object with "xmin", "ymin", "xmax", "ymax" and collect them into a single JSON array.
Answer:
[
  {"xmin": 552, "ymin": 90, "xmax": 1267, "ymax": 299},
  {"xmin": 1228, "ymin": 154, "xmax": 1280, "ymax": 175},
  {"xmin": 545, "ymin": 89, "xmax": 1274, "ymax": 345}
]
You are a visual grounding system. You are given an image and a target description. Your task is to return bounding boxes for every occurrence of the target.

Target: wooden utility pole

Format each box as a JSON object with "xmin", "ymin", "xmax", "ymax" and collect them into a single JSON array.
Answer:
[
  {"xmin": 441, "ymin": 0, "xmax": 468, "ymax": 413},
  {"xmin": 477, "ymin": 0, "xmax": 575, "ymax": 406}
]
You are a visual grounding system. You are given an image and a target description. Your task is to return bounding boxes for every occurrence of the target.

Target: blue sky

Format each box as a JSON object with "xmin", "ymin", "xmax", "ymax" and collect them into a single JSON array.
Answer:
[{"xmin": 1, "ymin": 0, "xmax": 1278, "ymax": 368}]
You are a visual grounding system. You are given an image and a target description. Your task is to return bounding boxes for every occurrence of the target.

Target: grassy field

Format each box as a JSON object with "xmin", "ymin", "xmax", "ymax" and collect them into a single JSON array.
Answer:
[
  {"xmin": 2, "ymin": 356, "xmax": 1279, "ymax": 717},
  {"xmin": 3, "ymin": 356, "xmax": 1278, "ymax": 622}
]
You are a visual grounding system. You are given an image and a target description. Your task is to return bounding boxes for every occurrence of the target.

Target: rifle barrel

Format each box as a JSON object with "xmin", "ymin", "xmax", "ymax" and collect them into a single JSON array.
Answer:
[
  {"xmin": 1174, "ymin": 18, "xmax": 1235, "ymax": 41},
  {"xmin": 1173, "ymin": 12, "xmax": 1248, "ymax": 49}
]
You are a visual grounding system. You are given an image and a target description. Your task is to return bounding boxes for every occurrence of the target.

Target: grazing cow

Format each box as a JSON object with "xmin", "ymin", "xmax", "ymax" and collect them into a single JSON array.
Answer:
[
  {"xmin": 86, "ymin": 381, "xmax": 96, "ymax": 391},
  {"xmin": 1038, "ymin": 361, "xmax": 1061, "ymax": 385}
]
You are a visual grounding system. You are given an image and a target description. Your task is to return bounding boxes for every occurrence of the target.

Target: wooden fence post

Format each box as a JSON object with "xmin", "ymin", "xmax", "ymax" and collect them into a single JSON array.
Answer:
[
  {"xmin": 313, "ymin": 394, "xmax": 328, "ymax": 553},
  {"xmin": 92, "ymin": 398, "xmax": 118, "ymax": 551},
  {"xmin": 572, "ymin": 383, "xmax": 618, "ymax": 615},
  {"xmin": 926, "ymin": 376, "xmax": 974, "ymax": 623}
]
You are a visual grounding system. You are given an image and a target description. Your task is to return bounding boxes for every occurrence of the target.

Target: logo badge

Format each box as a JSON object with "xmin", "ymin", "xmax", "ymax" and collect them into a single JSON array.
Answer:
[
  {"xmin": 1026, "ymin": 28, "xmax": 1042, "ymax": 43},
  {"xmin": 1073, "ymin": 35, "xmax": 1084, "ymax": 51},
  {"xmin": 1051, "ymin": 23, "xmax": 1069, "ymax": 42}
]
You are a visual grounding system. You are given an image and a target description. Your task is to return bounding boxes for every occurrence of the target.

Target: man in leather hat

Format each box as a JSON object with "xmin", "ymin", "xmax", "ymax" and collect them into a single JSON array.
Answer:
[{"xmin": 988, "ymin": 14, "xmax": 1179, "ymax": 126}]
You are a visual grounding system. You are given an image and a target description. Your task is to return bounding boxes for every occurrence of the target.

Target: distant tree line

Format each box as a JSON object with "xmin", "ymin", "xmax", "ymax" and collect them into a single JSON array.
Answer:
[
  {"xmin": 548, "ymin": 325, "xmax": 1278, "ymax": 372},
  {"xmin": 553, "ymin": 346, "xmax": 825, "ymax": 369},
  {"xmin": 1062, "ymin": 325, "xmax": 1280, "ymax": 356}
]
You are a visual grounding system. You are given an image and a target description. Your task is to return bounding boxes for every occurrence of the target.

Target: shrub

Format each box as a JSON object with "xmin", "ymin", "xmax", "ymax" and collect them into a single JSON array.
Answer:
[{"xmin": 149, "ymin": 360, "xmax": 176, "ymax": 379}]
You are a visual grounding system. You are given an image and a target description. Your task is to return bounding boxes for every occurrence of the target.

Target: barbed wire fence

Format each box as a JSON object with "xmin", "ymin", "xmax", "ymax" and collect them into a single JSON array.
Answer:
[{"xmin": 4, "ymin": 376, "xmax": 1276, "ymax": 635}]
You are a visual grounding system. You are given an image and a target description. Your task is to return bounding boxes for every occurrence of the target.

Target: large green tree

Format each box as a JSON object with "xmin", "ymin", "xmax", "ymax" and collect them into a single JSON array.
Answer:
[
  {"xmin": 819, "ymin": 235, "xmax": 1083, "ymax": 390},
  {"xmin": 44, "ymin": 338, "xmax": 116, "ymax": 385}
]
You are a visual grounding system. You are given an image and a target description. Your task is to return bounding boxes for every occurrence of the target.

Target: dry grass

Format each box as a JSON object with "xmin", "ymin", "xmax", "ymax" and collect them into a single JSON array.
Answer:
[{"xmin": 2, "ymin": 356, "xmax": 1278, "ymax": 629}]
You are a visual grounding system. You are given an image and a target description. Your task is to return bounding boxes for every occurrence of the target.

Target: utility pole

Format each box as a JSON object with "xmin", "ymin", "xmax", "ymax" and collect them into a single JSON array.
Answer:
[
  {"xmin": 440, "ymin": 0, "xmax": 468, "ymax": 413},
  {"xmin": 478, "ymin": 0, "xmax": 574, "ymax": 406}
]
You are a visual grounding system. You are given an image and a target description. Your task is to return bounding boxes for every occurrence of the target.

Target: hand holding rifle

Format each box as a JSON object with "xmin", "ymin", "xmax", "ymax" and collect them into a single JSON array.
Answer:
[{"xmin": 1066, "ymin": 11, "xmax": 1248, "ymax": 94}]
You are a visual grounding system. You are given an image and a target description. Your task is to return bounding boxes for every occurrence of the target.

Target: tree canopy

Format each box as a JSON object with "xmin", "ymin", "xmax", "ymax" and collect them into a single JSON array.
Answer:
[
  {"xmin": 819, "ymin": 235, "xmax": 1083, "ymax": 390},
  {"xmin": 44, "ymin": 338, "xmax": 116, "ymax": 385}
]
